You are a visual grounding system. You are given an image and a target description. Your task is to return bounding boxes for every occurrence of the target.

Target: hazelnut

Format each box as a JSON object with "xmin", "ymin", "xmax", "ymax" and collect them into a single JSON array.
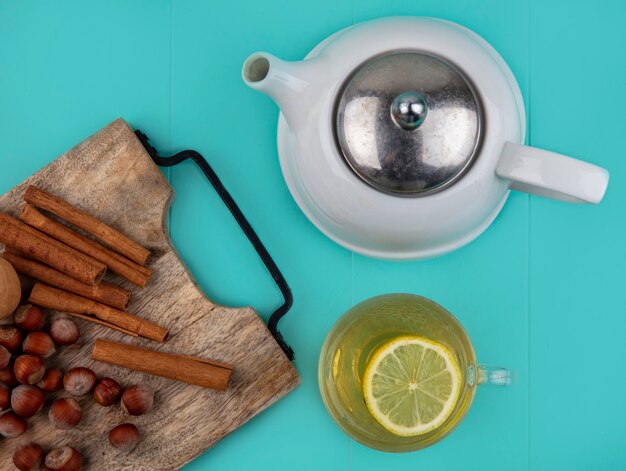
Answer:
[
  {"xmin": 0, "ymin": 361, "xmax": 18, "ymax": 386},
  {"xmin": 49, "ymin": 318, "xmax": 79, "ymax": 346},
  {"xmin": 14, "ymin": 304, "xmax": 46, "ymax": 331},
  {"xmin": 121, "ymin": 384, "xmax": 153, "ymax": 416},
  {"xmin": 63, "ymin": 367, "xmax": 96, "ymax": 396},
  {"xmin": 38, "ymin": 367, "xmax": 64, "ymax": 392},
  {"xmin": 93, "ymin": 377, "xmax": 122, "ymax": 407},
  {"xmin": 0, "ymin": 326, "xmax": 22, "ymax": 352},
  {"xmin": 49, "ymin": 397, "xmax": 82, "ymax": 429},
  {"xmin": 0, "ymin": 258, "xmax": 20, "ymax": 321},
  {"xmin": 23, "ymin": 331, "xmax": 56, "ymax": 359},
  {"xmin": 0, "ymin": 410, "xmax": 27, "ymax": 437},
  {"xmin": 14, "ymin": 355, "xmax": 45, "ymax": 385},
  {"xmin": 108, "ymin": 423, "xmax": 140, "ymax": 452},
  {"xmin": 11, "ymin": 384, "xmax": 45, "ymax": 418},
  {"xmin": 43, "ymin": 446, "xmax": 82, "ymax": 471},
  {"xmin": 0, "ymin": 344, "xmax": 10, "ymax": 369},
  {"xmin": 0, "ymin": 381, "xmax": 10, "ymax": 410},
  {"xmin": 13, "ymin": 442, "xmax": 44, "ymax": 471}
]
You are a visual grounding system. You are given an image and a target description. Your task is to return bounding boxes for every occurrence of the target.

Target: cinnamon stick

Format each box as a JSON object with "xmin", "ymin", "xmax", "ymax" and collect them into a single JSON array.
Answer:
[
  {"xmin": 3, "ymin": 252, "xmax": 131, "ymax": 310},
  {"xmin": 20, "ymin": 204, "xmax": 151, "ymax": 288},
  {"xmin": 70, "ymin": 313, "xmax": 139, "ymax": 337},
  {"xmin": 12, "ymin": 212, "xmax": 107, "ymax": 270},
  {"xmin": 0, "ymin": 213, "xmax": 106, "ymax": 285},
  {"xmin": 29, "ymin": 283, "xmax": 168, "ymax": 342},
  {"xmin": 92, "ymin": 338, "xmax": 233, "ymax": 391},
  {"xmin": 24, "ymin": 186, "xmax": 151, "ymax": 265}
]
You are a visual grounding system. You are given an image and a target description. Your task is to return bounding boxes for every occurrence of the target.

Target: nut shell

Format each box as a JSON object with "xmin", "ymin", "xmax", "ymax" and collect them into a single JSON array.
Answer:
[
  {"xmin": 63, "ymin": 367, "xmax": 96, "ymax": 396},
  {"xmin": 49, "ymin": 318, "xmax": 79, "ymax": 346},
  {"xmin": 0, "ymin": 326, "xmax": 22, "ymax": 352},
  {"xmin": 93, "ymin": 377, "xmax": 122, "ymax": 407},
  {"xmin": 49, "ymin": 397, "xmax": 82, "ymax": 429},
  {"xmin": 14, "ymin": 304, "xmax": 46, "ymax": 331},
  {"xmin": 43, "ymin": 446, "xmax": 82, "ymax": 471},
  {"xmin": 0, "ymin": 345, "xmax": 10, "ymax": 369},
  {"xmin": 38, "ymin": 367, "xmax": 64, "ymax": 392},
  {"xmin": 109, "ymin": 423, "xmax": 140, "ymax": 452},
  {"xmin": 0, "ymin": 361, "xmax": 18, "ymax": 386},
  {"xmin": 14, "ymin": 355, "xmax": 45, "ymax": 385},
  {"xmin": 0, "ymin": 381, "xmax": 10, "ymax": 410},
  {"xmin": 13, "ymin": 442, "xmax": 43, "ymax": 471},
  {"xmin": 0, "ymin": 410, "xmax": 27, "ymax": 437},
  {"xmin": 0, "ymin": 258, "xmax": 21, "ymax": 320},
  {"xmin": 121, "ymin": 384, "xmax": 153, "ymax": 416},
  {"xmin": 23, "ymin": 331, "xmax": 56, "ymax": 359},
  {"xmin": 11, "ymin": 385, "xmax": 45, "ymax": 418}
]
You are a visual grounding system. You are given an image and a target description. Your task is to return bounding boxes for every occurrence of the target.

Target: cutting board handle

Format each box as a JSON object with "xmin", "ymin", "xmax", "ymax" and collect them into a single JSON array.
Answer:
[{"xmin": 134, "ymin": 130, "xmax": 295, "ymax": 361}]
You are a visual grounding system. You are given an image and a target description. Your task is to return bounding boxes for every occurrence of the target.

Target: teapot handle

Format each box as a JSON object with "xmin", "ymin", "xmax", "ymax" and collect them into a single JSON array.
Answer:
[{"xmin": 496, "ymin": 142, "xmax": 609, "ymax": 203}]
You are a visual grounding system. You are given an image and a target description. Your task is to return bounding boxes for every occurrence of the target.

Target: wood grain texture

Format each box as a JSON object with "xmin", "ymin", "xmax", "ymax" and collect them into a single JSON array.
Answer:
[{"xmin": 0, "ymin": 119, "xmax": 300, "ymax": 470}]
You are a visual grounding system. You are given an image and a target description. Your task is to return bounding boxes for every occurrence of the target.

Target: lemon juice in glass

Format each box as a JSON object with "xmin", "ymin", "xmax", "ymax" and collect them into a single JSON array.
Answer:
[{"xmin": 318, "ymin": 294, "xmax": 510, "ymax": 452}]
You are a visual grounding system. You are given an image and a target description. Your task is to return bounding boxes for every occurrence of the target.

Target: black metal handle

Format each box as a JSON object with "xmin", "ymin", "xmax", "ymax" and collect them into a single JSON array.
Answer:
[{"xmin": 134, "ymin": 130, "xmax": 294, "ymax": 361}]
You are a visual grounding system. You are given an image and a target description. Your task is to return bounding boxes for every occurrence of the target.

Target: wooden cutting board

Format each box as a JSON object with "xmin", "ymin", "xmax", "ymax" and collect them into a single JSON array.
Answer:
[{"xmin": 0, "ymin": 119, "xmax": 300, "ymax": 470}]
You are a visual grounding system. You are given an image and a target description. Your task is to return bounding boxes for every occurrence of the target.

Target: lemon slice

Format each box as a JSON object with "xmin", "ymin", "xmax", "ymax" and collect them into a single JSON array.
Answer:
[{"xmin": 363, "ymin": 335, "xmax": 461, "ymax": 437}]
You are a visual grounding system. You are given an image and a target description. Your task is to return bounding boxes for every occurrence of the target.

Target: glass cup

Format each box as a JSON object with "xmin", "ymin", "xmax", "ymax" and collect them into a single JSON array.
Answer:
[{"xmin": 318, "ymin": 293, "xmax": 511, "ymax": 452}]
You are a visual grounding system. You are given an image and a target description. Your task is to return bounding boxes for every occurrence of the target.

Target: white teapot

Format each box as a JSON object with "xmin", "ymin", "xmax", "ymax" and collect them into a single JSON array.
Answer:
[{"xmin": 243, "ymin": 17, "xmax": 609, "ymax": 259}]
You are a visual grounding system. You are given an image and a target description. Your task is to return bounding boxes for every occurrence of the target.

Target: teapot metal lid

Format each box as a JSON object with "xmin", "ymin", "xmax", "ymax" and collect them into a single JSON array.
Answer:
[{"xmin": 334, "ymin": 51, "xmax": 483, "ymax": 196}]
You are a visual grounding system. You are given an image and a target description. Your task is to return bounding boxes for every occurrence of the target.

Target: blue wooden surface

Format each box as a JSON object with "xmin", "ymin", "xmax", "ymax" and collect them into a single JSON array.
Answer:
[{"xmin": 0, "ymin": 1, "xmax": 622, "ymax": 469}]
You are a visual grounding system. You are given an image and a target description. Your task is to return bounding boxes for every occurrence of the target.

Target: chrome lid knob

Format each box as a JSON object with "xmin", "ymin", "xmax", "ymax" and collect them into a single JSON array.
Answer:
[{"xmin": 391, "ymin": 92, "xmax": 428, "ymax": 130}]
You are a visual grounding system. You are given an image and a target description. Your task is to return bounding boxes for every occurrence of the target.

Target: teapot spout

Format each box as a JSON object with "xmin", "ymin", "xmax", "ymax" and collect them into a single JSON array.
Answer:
[{"xmin": 242, "ymin": 52, "xmax": 315, "ymax": 129}]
